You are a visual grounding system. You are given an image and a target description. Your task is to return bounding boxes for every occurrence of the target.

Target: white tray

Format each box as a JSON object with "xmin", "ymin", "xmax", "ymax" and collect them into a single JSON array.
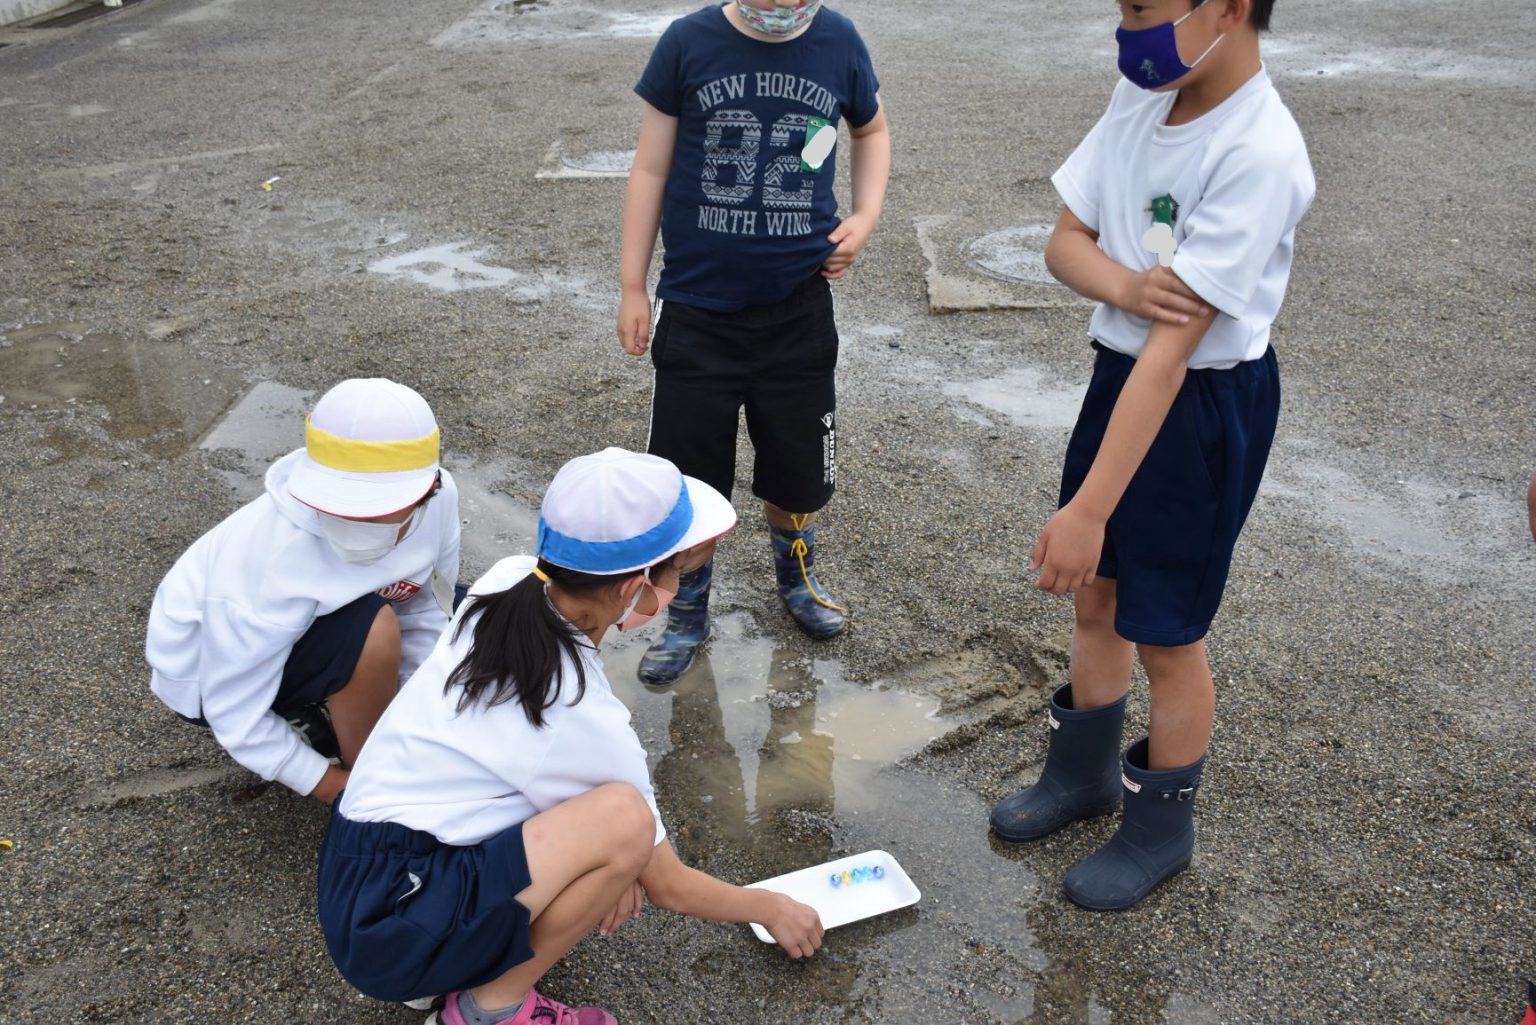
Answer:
[{"xmin": 746, "ymin": 849, "xmax": 921, "ymax": 943}]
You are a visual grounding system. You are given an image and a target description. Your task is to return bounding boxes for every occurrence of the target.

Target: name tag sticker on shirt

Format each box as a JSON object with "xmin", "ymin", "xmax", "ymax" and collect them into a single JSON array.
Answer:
[{"xmin": 800, "ymin": 116, "xmax": 836, "ymax": 173}]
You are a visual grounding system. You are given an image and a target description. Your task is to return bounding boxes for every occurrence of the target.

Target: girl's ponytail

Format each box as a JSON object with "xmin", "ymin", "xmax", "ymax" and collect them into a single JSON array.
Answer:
[{"xmin": 444, "ymin": 561, "xmax": 612, "ymax": 727}]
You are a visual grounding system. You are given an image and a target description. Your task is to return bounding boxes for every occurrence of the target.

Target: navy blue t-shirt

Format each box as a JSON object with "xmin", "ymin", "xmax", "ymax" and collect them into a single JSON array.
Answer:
[{"xmin": 636, "ymin": 5, "xmax": 881, "ymax": 312}]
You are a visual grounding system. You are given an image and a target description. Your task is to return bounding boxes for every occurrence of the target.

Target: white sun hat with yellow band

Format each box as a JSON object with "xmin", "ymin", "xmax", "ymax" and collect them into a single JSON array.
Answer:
[{"xmin": 287, "ymin": 378, "xmax": 441, "ymax": 519}]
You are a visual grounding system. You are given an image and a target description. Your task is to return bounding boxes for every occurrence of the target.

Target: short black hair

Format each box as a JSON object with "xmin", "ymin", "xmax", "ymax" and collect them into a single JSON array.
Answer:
[{"xmin": 1251, "ymin": 0, "xmax": 1274, "ymax": 31}]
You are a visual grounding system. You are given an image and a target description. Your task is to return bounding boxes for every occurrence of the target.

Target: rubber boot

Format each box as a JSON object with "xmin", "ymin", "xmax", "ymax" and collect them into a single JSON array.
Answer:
[
  {"xmin": 1062, "ymin": 737, "xmax": 1206, "ymax": 911},
  {"xmin": 769, "ymin": 515, "xmax": 845, "ymax": 639},
  {"xmin": 1523, "ymin": 981, "xmax": 1535, "ymax": 1025},
  {"xmin": 990, "ymin": 684, "xmax": 1127, "ymax": 842},
  {"xmin": 637, "ymin": 562, "xmax": 712, "ymax": 687}
]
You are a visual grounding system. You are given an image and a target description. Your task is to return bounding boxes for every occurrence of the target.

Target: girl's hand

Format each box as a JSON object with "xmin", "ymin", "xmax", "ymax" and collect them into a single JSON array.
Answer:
[
  {"xmin": 617, "ymin": 288, "xmax": 653, "ymax": 356},
  {"xmin": 1116, "ymin": 265, "xmax": 1209, "ymax": 325},
  {"xmin": 821, "ymin": 212, "xmax": 877, "ymax": 280},
  {"xmin": 764, "ymin": 893, "xmax": 824, "ymax": 959},
  {"xmin": 598, "ymin": 881, "xmax": 645, "ymax": 937},
  {"xmin": 1030, "ymin": 502, "xmax": 1107, "ymax": 595}
]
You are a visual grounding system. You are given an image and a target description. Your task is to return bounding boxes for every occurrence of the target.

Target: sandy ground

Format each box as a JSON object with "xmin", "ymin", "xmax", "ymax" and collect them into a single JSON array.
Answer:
[{"xmin": 1, "ymin": 0, "xmax": 1534, "ymax": 1022}]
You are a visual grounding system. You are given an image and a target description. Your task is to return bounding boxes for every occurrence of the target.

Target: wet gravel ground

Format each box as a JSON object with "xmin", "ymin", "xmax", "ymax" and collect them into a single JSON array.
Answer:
[{"xmin": 1, "ymin": 0, "xmax": 1534, "ymax": 1022}]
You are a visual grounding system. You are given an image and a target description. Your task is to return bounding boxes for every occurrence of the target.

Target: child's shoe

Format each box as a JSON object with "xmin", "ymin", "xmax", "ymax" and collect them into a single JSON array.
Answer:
[
  {"xmin": 769, "ymin": 515, "xmax": 845, "ymax": 639},
  {"xmin": 990, "ymin": 684, "xmax": 1126, "ymax": 842},
  {"xmin": 1522, "ymin": 980, "xmax": 1535, "ymax": 1025},
  {"xmin": 1062, "ymin": 738, "xmax": 1205, "ymax": 911},
  {"xmin": 637, "ymin": 562, "xmax": 712, "ymax": 687},
  {"xmin": 430, "ymin": 987, "xmax": 617, "ymax": 1025},
  {"xmin": 285, "ymin": 702, "xmax": 340, "ymax": 761}
]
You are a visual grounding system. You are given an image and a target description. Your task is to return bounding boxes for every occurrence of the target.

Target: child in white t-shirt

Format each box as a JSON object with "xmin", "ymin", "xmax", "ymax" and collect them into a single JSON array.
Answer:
[
  {"xmin": 990, "ymin": 0, "xmax": 1315, "ymax": 911},
  {"xmin": 319, "ymin": 449, "xmax": 822, "ymax": 1025}
]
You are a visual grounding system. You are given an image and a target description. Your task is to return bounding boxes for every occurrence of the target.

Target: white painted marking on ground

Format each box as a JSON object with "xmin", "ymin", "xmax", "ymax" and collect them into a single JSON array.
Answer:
[
  {"xmin": 367, "ymin": 243, "xmax": 519, "ymax": 292},
  {"xmin": 433, "ymin": 3, "xmax": 683, "ymax": 47},
  {"xmin": 944, "ymin": 367, "xmax": 1086, "ymax": 432}
]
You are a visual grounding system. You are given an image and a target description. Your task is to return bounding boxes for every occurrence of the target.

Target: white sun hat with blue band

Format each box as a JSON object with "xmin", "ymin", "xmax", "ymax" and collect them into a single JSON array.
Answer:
[
  {"xmin": 538, "ymin": 448, "xmax": 737, "ymax": 575},
  {"xmin": 287, "ymin": 378, "xmax": 441, "ymax": 518}
]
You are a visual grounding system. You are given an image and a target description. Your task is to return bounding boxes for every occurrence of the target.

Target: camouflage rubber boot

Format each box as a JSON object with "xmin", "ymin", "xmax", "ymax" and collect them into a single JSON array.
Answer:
[
  {"xmin": 637, "ymin": 561, "xmax": 712, "ymax": 687},
  {"xmin": 770, "ymin": 515, "xmax": 846, "ymax": 639}
]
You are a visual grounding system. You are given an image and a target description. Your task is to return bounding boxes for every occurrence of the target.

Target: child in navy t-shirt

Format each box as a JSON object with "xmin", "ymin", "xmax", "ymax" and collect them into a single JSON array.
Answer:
[{"xmin": 616, "ymin": 1, "xmax": 891, "ymax": 685}]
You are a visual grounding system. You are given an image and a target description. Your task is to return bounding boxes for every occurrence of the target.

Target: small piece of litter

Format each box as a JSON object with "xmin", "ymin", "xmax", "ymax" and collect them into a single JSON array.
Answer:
[{"xmin": 261, "ymin": 176, "xmax": 282, "ymax": 192}]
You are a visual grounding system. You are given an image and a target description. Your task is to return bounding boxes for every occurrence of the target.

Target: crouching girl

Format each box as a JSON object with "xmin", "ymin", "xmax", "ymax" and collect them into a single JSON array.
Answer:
[{"xmin": 317, "ymin": 448, "xmax": 823, "ymax": 1025}]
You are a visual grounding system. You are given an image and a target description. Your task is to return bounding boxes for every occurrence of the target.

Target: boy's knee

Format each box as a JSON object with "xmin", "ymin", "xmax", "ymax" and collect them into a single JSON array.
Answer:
[
  {"xmin": 1136, "ymin": 639, "xmax": 1207, "ymax": 679},
  {"xmin": 1074, "ymin": 583, "xmax": 1117, "ymax": 630}
]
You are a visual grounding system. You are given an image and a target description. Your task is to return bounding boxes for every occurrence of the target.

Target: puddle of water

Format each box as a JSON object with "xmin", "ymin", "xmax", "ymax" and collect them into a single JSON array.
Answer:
[
  {"xmin": 434, "ymin": 2, "xmax": 681, "ymax": 47},
  {"xmin": 944, "ymin": 367, "xmax": 1086, "ymax": 433},
  {"xmin": 965, "ymin": 225, "xmax": 1058, "ymax": 286},
  {"xmin": 197, "ymin": 381, "xmax": 312, "ymax": 500},
  {"xmin": 0, "ymin": 321, "xmax": 240, "ymax": 458},
  {"xmin": 603, "ymin": 611, "xmax": 949, "ymax": 853}
]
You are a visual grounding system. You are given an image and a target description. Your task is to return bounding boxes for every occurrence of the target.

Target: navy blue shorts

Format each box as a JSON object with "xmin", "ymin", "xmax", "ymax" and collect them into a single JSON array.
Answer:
[
  {"xmin": 179, "ymin": 593, "xmax": 390, "ymax": 726},
  {"xmin": 648, "ymin": 274, "xmax": 839, "ymax": 512},
  {"xmin": 1059, "ymin": 343, "xmax": 1280, "ymax": 646},
  {"xmin": 317, "ymin": 805, "xmax": 535, "ymax": 1003}
]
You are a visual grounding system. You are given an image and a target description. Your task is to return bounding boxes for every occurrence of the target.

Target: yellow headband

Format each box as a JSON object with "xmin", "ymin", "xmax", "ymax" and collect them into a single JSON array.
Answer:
[{"xmin": 305, "ymin": 417, "xmax": 440, "ymax": 474}]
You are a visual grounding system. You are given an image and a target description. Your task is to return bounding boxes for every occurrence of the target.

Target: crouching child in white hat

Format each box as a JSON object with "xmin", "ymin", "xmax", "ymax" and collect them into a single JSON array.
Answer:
[
  {"xmin": 146, "ymin": 378, "xmax": 461, "ymax": 806},
  {"xmin": 318, "ymin": 447, "xmax": 823, "ymax": 1025}
]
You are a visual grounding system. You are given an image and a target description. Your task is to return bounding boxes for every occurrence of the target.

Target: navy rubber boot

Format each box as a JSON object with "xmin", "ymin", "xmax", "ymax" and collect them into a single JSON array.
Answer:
[
  {"xmin": 769, "ymin": 517, "xmax": 846, "ymax": 639},
  {"xmin": 638, "ymin": 562, "xmax": 712, "ymax": 687},
  {"xmin": 990, "ymin": 684, "xmax": 1127, "ymax": 843},
  {"xmin": 1063, "ymin": 737, "xmax": 1206, "ymax": 911}
]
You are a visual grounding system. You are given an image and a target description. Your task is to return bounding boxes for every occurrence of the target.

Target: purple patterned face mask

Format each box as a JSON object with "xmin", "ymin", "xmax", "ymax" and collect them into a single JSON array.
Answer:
[
  {"xmin": 1116, "ymin": 0, "xmax": 1226, "ymax": 90},
  {"xmin": 736, "ymin": 0, "xmax": 822, "ymax": 36}
]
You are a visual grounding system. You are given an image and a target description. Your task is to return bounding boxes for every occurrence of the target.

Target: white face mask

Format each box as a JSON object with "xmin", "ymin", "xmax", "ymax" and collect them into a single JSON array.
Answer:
[{"xmin": 318, "ymin": 509, "xmax": 420, "ymax": 565}]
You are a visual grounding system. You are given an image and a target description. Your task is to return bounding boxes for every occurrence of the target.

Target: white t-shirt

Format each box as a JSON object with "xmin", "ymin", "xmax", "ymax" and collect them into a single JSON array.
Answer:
[
  {"xmin": 1052, "ymin": 68, "xmax": 1315, "ymax": 369},
  {"xmin": 339, "ymin": 555, "xmax": 667, "ymax": 848}
]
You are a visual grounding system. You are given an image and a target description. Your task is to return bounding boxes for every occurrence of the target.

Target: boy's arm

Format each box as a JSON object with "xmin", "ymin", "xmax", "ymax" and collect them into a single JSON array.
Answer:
[
  {"xmin": 1032, "ymin": 301, "xmax": 1218, "ymax": 595},
  {"xmin": 1044, "ymin": 207, "xmax": 1209, "ymax": 325},
  {"xmin": 822, "ymin": 98, "xmax": 889, "ymax": 280},
  {"xmin": 639, "ymin": 839, "xmax": 824, "ymax": 958},
  {"xmin": 617, "ymin": 102, "xmax": 678, "ymax": 356}
]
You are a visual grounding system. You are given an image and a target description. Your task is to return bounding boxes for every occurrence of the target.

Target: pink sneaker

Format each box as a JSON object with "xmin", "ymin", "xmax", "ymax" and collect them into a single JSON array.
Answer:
[{"xmin": 430, "ymin": 987, "xmax": 617, "ymax": 1025}]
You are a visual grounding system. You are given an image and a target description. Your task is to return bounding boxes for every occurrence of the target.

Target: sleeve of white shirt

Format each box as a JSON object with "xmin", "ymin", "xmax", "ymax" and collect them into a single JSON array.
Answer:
[
  {"xmin": 395, "ymin": 492, "xmax": 460, "ymax": 684},
  {"xmin": 518, "ymin": 679, "xmax": 668, "ymax": 846},
  {"xmin": 196, "ymin": 599, "xmax": 330, "ymax": 796},
  {"xmin": 1171, "ymin": 136, "xmax": 1316, "ymax": 318},
  {"xmin": 1050, "ymin": 80, "xmax": 1129, "ymax": 233}
]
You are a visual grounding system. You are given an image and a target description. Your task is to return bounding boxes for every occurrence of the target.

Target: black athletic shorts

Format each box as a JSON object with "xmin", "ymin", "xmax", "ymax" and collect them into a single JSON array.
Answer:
[{"xmin": 647, "ymin": 275, "xmax": 839, "ymax": 513}]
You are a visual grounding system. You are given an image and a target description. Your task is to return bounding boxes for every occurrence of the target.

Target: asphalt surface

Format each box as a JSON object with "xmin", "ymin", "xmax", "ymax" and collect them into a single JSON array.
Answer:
[{"xmin": 1, "ymin": 1, "xmax": 1533, "ymax": 1023}]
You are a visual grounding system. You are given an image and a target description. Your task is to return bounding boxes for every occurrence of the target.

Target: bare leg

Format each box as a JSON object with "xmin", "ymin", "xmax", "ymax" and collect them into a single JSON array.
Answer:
[
  {"xmin": 1069, "ymin": 576, "xmax": 1133, "ymax": 710},
  {"xmin": 1137, "ymin": 639, "xmax": 1214, "ymax": 769},
  {"xmin": 764, "ymin": 501, "xmax": 810, "ymax": 531},
  {"xmin": 327, "ymin": 604, "xmax": 400, "ymax": 767},
  {"xmin": 468, "ymin": 783, "xmax": 656, "ymax": 1009}
]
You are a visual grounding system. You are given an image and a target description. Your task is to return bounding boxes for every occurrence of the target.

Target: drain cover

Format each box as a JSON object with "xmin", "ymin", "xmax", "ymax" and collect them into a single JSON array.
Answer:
[
  {"xmin": 25, "ymin": 0, "xmax": 150, "ymax": 29},
  {"xmin": 963, "ymin": 225, "xmax": 1057, "ymax": 285}
]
